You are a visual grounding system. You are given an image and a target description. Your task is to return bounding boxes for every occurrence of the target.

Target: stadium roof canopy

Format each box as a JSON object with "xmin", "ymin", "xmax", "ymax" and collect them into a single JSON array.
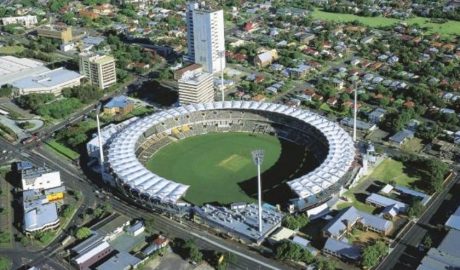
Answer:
[{"xmin": 106, "ymin": 101, "xmax": 355, "ymax": 204}]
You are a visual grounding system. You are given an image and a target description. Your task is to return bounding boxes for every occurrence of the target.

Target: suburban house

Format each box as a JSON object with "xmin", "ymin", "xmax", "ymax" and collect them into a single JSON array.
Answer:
[
  {"xmin": 254, "ymin": 49, "xmax": 279, "ymax": 68},
  {"xmin": 366, "ymin": 193, "xmax": 408, "ymax": 219}
]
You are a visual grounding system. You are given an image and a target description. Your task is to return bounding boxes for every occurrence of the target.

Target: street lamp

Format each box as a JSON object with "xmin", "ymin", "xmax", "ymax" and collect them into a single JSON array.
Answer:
[{"xmin": 251, "ymin": 149, "xmax": 264, "ymax": 234}]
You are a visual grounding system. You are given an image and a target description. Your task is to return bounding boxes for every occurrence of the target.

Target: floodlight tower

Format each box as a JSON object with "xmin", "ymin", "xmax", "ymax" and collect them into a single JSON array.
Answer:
[
  {"xmin": 251, "ymin": 149, "xmax": 265, "ymax": 234},
  {"xmin": 219, "ymin": 50, "xmax": 225, "ymax": 102},
  {"xmin": 353, "ymin": 82, "xmax": 358, "ymax": 142},
  {"xmin": 96, "ymin": 104, "xmax": 104, "ymax": 176}
]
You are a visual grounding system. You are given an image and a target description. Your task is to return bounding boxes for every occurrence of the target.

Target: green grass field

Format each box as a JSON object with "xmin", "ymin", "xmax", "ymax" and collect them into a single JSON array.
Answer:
[
  {"xmin": 0, "ymin": 45, "xmax": 24, "ymax": 54},
  {"xmin": 312, "ymin": 9, "xmax": 460, "ymax": 37},
  {"xmin": 146, "ymin": 132, "xmax": 283, "ymax": 205},
  {"xmin": 46, "ymin": 139, "xmax": 80, "ymax": 160},
  {"xmin": 368, "ymin": 158, "xmax": 420, "ymax": 187}
]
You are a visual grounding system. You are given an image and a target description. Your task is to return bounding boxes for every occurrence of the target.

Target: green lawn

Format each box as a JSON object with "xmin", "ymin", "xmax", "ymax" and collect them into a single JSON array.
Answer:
[
  {"xmin": 146, "ymin": 132, "xmax": 282, "ymax": 205},
  {"xmin": 0, "ymin": 46, "xmax": 24, "ymax": 54},
  {"xmin": 46, "ymin": 139, "xmax": 80, "ymax": 160},
  {"xmin": 367, "ymin": 158, "xmax": 420, "ymax": 187},
  {"xmin": 311, "ymin": 9, "xmax": 460, "ymax": 37}
]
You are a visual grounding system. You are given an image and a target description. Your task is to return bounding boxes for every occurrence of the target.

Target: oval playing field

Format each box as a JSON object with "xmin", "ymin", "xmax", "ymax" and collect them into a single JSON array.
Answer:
[
  {"xmin": 146, "ymin": 132, "xmax": 296, "ymax": 205},
  {"xmin": 106, "ymin": 101, "xmax": 355, "ymax": 211}
]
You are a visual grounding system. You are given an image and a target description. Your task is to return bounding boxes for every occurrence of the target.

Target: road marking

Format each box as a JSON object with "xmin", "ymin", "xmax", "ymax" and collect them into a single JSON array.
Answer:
[
  {"xmin": 189, "ymin": 231, "xmax": 281, "ymax": 270},
  {"xmin": 21, "ymin": 152, "xmax": 30, "ymax": 157}
]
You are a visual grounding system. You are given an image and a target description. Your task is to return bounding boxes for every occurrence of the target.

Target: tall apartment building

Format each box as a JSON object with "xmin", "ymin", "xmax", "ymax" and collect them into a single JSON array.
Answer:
[
  {"xmin": 37, "ymin": 25, "xmax": 73, "ymax": 43},
  {"xmin": 79, "ymin": 53, "xmax": 117, "ymax": 89},
  {"xmin": 186, "ymin": 2, "xmax": 225, "ymax": 74},
  {"xmin": 177, "ymin": 64, "xmax": 214, "ymax": 105}
]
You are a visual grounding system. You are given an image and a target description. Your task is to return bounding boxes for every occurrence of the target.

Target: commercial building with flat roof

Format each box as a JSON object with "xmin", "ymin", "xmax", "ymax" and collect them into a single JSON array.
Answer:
[
  {"xmin": 21, "ymin": 167, "xmax": 62, "ymax": 191},
  {"xmin": 0, "ymin": 56, "xmax": 49, "ymax": 86},
  {"xmin": 11, "ymin": 68, "xmax": 83, "ymax": 96},
  {"xmin": 79, "ymin": 53, "xmax": 117, "ymax": 89},
  {"xmin": 72, "ymin": 239, "xmax": 113, "ymax": 270},
  {"xmin": 193, "ymin": 203, "xmax": 283, "ymax": 245},
  {"xmin": 177, "ymin": 64, "xmax": 213, "ymax": 105},
  {"xmin": 37, "ymin": 25, "xmax": 73, "ymax": 43},
  {"xmin": 1, "ymin": 15, "xmax": 37, "ymax": 27}
]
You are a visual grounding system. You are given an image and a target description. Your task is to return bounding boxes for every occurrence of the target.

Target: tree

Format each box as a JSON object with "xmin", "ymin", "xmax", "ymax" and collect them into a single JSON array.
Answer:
[
  {"xmin": 274, "ymin": 241, "xmax": 314, "ymax": 264},
  {"xmin": 0, "ymin": 256, "xmax": 10, "ymax": 270},
  {"xmin": 0, "ymin": 86, "xmax": 12, "ymax": 97},
  {"xmin": 423, "ymin": 234, "xmax": 432, "ymax": 249},
  {"xmin": 75, "ymin": 227, "xmax": 92, "ymax": 240},
  {"xmin": 184, "ymin": 239, "xmax": 203, "ymax": 263},
  {"xmin": 144, "ymin": 217, "xmax": 155, "ymax": 233},
  {"xmin": 408, "ymin": 199, "xmax": 425, "ymax": 218},
  {"xmin": 316, "ymin": 258, "xmax": 336, "ymax": 270},
  {"xmin": 362, "ymin": 241, "xmax": 388, "ymax": 268},
  {"xmin": 282, "ymin": 214, "xmax": 309, "ymax": 230}
]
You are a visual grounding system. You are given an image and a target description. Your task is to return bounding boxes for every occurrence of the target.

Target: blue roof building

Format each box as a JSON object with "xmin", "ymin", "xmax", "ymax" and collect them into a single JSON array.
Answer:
[
  {"xmin": 389, "ymin": 129, "xmax": 414, "ymax": 145},
  {"xmin": 103, "ymin": 95, "xmax": 134, "ymax": 115},
  {"xmin": 323, "ymin": 206, "xmax": 393, "ymax": 239},
  {"xmin": 323, "ymin": 238, "xmax": 361, "ymax": 261},
  {"xmin": 446, "ymin": 206, "xmax": 460, "ymax": 231},
  {"xmin": 24, "ymin": 202, "xmax": 59, "ymax": 233},
  {"xmin": 418, "ymin": 229, "xmax": 460, "ymax": 269}
]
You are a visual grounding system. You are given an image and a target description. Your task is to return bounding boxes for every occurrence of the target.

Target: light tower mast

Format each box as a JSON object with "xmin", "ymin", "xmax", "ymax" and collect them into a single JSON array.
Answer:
[
  {"xmin": 252, "ymin": 149, "xmax": 265, "ymax": 234},
  {"xmin": 353, "ymin": 83, "xmax": 358, "ymax": 142},
  {"xmin": 96, "ymin": 104, "xmax": 104, "ymax": 177},
  {"xmin": 219, "ymin": 50, "xmax": 225, "ymax": 101}
]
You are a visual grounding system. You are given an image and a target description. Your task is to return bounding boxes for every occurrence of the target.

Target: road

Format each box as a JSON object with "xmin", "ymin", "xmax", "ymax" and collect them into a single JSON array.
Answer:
[{"xmin": 376, "ymin": 173, "xmax": 459, "ymax": 270}]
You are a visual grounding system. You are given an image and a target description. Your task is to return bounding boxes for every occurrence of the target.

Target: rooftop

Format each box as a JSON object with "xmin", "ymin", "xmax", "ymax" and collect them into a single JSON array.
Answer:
[
  {"xmin": 445, "ymin": 206, "xmax": 460, "ymax": 230},
  {"xmin": 24, "ymin": 203, "xmax": 59, "ymax": 232},
  {"xmin": 323, "ymin": 206, "xmax": 392, "ymax": 238},
  {"xmin": 323, "ymin": 238, "xmax": 361, "ymax": 261},
  {"xmin": 389, "ymin": 129, "xmax": 414, "ymax": 144},
  {"xmin": 11, "ymin": 68, "xmax": 83, "ymax": 90},
  {"xmin": 194, "ymin": 203, "xmax": 283, "ymax": 243},
  {"xmin": 95, "ymin": 251, "xmax": 141, "ymax": 270},
  {"xmin": 0, "ymin": 56, "xmax": 49, "ymax": 86},
  {"xmin": 104, "ymin": 95, "xmax": 132, "ymax": 109}
]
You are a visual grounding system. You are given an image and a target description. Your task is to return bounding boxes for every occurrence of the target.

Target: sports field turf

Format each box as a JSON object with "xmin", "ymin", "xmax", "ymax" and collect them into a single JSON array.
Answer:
[{"xmin": 146, "ymin": 132, "xmax": 282, "ymax": 205}]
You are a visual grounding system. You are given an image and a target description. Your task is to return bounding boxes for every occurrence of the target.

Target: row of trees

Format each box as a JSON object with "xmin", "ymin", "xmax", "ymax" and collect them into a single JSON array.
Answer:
[
  {"xmin": 398, "ymin": 155, "xmax": 449, "ymax": 193},
  {"xmin": 275, "ymin": 240, "xmax": 336, "ymax": 270},
  {"xmin": 62, "ymin": 85, "xmax": 103, "ymax": 104},
  {"xmin": 362, "ymin": 241, "xmax": 389, "ymax": 268},
  {"xmin": 282, "ymin": 213, "xmax": 309, "ymax": 230}
]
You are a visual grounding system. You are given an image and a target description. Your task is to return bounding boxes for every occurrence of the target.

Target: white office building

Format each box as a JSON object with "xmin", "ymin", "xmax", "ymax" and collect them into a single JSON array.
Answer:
[
  {"xmin": 178, "ymin": 65, "xmax": 214, "ymax": 105},
  {"xmin": 21, "ymin": 167, "xmax": 63, "ymax": 191},
  {"xmin": 186, "ymin": 2, "xmax": 225, "ymax": 74},
  {"xmin": 11, "ymin": 68, "xmax": 83, "ymax": 96},
  {"xmin": 1, "ymin": 15, "xmax": 37, "ymax": 27}
]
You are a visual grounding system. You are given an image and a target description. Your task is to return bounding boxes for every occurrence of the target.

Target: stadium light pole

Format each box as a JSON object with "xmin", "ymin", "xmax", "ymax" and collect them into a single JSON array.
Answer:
[
  {"xmin": 353, "ymin": 82, "xmax": 358, "ymax": 142},
  {"xmin": 96, "ymin": 104, "xmax": 105, "ymax": 178},
  {"xmin": 252, "ymin": 149, "xmax": 264, "ymax": 234},
  {"xmin": 219, "ymin": 50, "xmax": 225, "ymax": 102}
]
